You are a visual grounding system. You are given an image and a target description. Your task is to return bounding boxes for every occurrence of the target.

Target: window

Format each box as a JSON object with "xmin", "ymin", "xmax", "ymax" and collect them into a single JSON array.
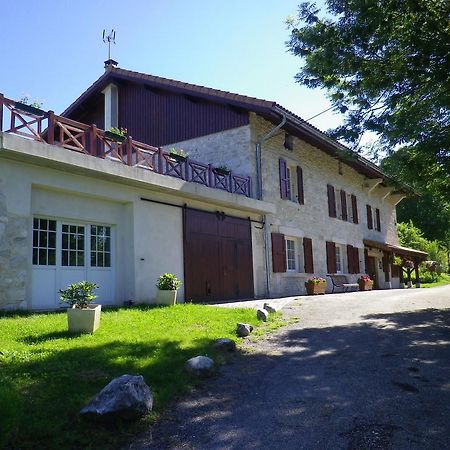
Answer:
[
  {"xmin": 62, "ymin": 224, "xmax": 85, "ymax": 267},
  {"xmin": 91, "ymin": 225, "xmax": 111, "ymax": 267},
  {"xmin": 279, "ymin": 158, "xmax": 304, "ymax": 204},
  {"xmin": 285, "ymin": 239, "xmax": 297, "ymax": 271},
  {"xmin": 335, "ymin": 245, "xmax": 343, "ymax": 273},
  {"xmin": 32, "ymin": 218, "xmax": 56, "ymax": 266}
]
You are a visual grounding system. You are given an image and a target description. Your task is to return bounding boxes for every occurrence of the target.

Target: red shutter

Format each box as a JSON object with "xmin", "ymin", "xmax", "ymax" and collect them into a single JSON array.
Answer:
[
  {"xmin": 303, "ymin": 237, "xmax": 314, "ymax": 273},
  {"xmin": 351, "ymin": 194, "xmax": 359, "ymax": 224},
  {"xmin": 340, "ymin": 190, "xmax": 348, "ymax": 221},
  {"xmin": 326, "ymin": 241, "xmax": 336, "ymax": 273},
  {"xmin": 327, "ymin": 184, "xmax": 336, "ymax": 218},
  {"xmin": 296, "ymin": 166, "xmax": 304, "ymax": 205},
  {"xmin": 366, "ymin": 204, "xmax": 373, "ymax": 229},
  {"xmin": 375, "ymin": 208, "xmax": 381, "ymax": 231},
  {"xmin": 271, "ymin": 233, "xmax": 286, "ymax": 272},
  {"xmin": 354, "ymin": 247, "xmax": 360, "ymax": 273},
  {"xmin": 279, "ymin": 158, "xmax": 288, "ymax": 199},
  {"xmin": 347, "ymin": 244, "xmax": 354, "ymax": 273}
]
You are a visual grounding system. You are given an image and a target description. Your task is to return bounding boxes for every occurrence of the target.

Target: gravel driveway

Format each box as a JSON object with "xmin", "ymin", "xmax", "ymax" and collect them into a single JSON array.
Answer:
[{"xmin": 128, "ymin": 285, "xmax": 450, "ymax": 450}]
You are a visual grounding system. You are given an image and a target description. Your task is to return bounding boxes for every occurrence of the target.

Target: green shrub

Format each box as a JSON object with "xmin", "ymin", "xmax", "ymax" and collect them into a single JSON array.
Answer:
[
  {"xmin": 156, "ymin": 273, "xmax": 182, "ymax": 290},
  {"xmin": 59, "ymin": 281, "xmax": 98, "ymax": 308}
]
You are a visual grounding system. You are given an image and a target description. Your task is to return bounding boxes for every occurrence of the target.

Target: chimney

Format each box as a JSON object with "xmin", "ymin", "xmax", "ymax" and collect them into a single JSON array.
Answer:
[{"xmin": 104, "ymin": 59, "xmax": 118, "ymax": 70}]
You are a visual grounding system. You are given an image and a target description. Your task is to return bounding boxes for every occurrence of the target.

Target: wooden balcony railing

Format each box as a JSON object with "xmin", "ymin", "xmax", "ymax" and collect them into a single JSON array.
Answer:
[{"xmin": 0, "ymin": 94, "xmax": 252, "ymax": 198}]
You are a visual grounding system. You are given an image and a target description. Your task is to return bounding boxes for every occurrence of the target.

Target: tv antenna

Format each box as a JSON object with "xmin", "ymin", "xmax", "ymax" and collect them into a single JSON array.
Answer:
[{"xmin": 103, "ymin": 29, "xmax": 116, "ymax": 60}]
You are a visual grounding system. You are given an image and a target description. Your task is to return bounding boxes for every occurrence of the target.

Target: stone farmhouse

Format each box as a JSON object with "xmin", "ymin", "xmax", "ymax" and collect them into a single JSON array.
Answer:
[{"xmin": 0, "ymin": 62, "xmax": 427, "ymax": 310}]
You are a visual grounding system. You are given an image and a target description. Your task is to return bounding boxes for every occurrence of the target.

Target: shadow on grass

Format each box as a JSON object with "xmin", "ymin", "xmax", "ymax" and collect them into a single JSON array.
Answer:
[
  {"xmin": 0, "ymin": 336, "xmax": 223, "ymax": 450},
  {"xmin": 135, "ymin": 308, "xmax": 450, "ymax": 450}
]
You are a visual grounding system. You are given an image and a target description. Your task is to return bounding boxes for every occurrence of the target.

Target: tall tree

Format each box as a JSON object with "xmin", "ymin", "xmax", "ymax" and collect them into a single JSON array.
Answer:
[{"xmin": 286, "ymin": 0, "xmax": 450, "ymax": 179}]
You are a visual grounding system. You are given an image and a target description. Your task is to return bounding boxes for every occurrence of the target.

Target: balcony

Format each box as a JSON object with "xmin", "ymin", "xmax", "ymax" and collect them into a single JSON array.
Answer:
[{"xmin": 0, "ymin": 94, "xmax": 252, "ymax": 198}]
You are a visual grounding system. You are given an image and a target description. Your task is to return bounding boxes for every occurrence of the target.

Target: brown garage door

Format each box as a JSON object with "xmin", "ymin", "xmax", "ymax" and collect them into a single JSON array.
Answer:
[{"xmin": 184, "ymin": 208, "xmax": 254, "ymax": 302}]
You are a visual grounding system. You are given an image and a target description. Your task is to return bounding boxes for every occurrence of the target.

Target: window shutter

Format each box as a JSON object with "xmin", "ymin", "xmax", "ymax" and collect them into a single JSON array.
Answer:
[
  {"xmin": 303, "ymin": 237, "xmax": 314, "ymax": 273},
  {"xmin": 326, "ymin": 241, "xmax": 336, "ymax": 273},
  {"xmin": 340, "ymin": 190, "xmax": 348, "ymax": 221},
  {"xmin": 382, "ymin": 251, "xmax": 390, "ymax": 282},
  {"xmin": 366, "ymin": 204, "xmax": 373, "ymax": 229},
  {"xmin": 279, "ymin": 158, "xmax": 288, "ymax": 199},
  {"xmin": 354, "ymin": 247, "xmax": 360, "ymax": 273},
  {"xmin": 347, "ymin": 244, "xmax": 354, "ymax": 273},
  {"xmin": 375, "ymin": 208, "xmax": 381, "ymax": 231},
  {"xmin": 351, "ymin": 194, "xmax": 358, "ymax": 224},
  {"xmin": 296, "ymin": 166, "xmax": 304, "ymax": 205},
  {"xmin": 327, "ymin": 184, "xmax": 336, "ymax": 218},
  {"xmin": 271, "ymin": 233, "xmax": 286, "ymax": 273}
]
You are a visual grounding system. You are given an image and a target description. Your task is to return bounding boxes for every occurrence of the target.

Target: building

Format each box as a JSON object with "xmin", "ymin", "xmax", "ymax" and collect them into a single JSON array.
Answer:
[{"xmin": 0, "ymin": 64, "xmax": 427, "ymax": 310}]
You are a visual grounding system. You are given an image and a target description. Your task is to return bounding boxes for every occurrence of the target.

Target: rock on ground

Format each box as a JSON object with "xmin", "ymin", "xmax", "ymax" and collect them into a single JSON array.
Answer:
[
  {"xmin": 236, "ymin": 323, "xmax": 253, "ymax": 337},
  {"xmin": 213, "ymin": 338, "xmax": 237, "ymax": 352},
  {"xmin": 257, "ymin": 308, "xmax": 269, "ymax": 322},
  {"xmin": 184, "ymin": 356, "xmax": 215, "ymax": 378},
  {"xmin": 80, "ymin": 374, "xmax": 153, "ymax": 421}
]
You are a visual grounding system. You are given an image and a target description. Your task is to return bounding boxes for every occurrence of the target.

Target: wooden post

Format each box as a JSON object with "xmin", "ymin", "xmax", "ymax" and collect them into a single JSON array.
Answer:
[
  {"xmin": 89, "ymin": 124, "xmax": 98, "ymax": 156},
  {"xmin": 126, "ymin": 136, "xmax": 132, "ymax": 166},
  {"xmin": 47, "ymin": 111, "xmax": 55, "ymax": 145},
  {"xmin": 158, "ymin": 147, "xmax": 164, "ymax": 174},
  {"xmin": 414, "ymin": 260, "xmax": 421, "ymax": 288},
  {"xmin": 0, "ymin": 93, "xmax": 4, "ymax": 132},
  {"xmin": 208, "ymin": 164, "xmax": 213, "ymax": 188}
]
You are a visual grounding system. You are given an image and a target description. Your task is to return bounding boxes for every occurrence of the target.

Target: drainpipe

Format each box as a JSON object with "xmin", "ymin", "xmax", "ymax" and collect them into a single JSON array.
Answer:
[{"xmin": 256, "ymin": 112, "xmax": 287, "ymax": 298}]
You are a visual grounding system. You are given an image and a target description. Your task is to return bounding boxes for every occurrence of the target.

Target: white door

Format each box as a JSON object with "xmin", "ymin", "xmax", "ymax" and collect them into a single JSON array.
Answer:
[{"xmin": 31, "ymin": 218, "xmax": 115, "ymax": 309}]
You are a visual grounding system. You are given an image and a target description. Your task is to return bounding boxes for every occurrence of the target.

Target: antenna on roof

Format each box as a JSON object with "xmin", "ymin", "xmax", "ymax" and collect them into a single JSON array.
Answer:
[{"xmin": 103, "ymin": 29, "xmax": 118, "ymax": 69}]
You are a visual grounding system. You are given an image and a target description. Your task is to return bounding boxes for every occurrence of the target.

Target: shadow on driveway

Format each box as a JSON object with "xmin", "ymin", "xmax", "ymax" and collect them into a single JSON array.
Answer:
[{"xmin": 129, "ymin": 307, "xmax": 450, "ymax": 450}]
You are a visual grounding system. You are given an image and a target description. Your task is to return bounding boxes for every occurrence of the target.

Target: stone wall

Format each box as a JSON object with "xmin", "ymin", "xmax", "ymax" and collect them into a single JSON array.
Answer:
[{"xmin": 0, "ymin": 189, "xmax": 28, "ymax": 310}]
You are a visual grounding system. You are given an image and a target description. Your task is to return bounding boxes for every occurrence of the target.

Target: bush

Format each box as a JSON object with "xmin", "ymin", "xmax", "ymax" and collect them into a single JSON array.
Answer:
[
  {"xmin": 156, "ymin": 273, "xmax": 182, "ymax": 291},
  {"xmin": 59, "ymin": 281, "xmax": 98, "ymax": 308}
]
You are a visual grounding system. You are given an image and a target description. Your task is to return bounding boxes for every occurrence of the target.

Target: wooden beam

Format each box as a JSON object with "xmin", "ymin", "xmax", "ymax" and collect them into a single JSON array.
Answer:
[
  {"xmin": 363, "ymin": 178, "xmax": 383, "ymax": 194},
  {"xmin": 378, "ymin": 186, "xmax": 393, "ymax": 200},
  {"xmin": 388, "ymin": 193, "xmax": 406, "ymax": 205}
]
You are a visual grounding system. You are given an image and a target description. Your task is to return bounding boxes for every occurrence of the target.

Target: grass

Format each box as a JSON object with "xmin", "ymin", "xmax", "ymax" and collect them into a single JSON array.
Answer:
[
  {"xmin": 0, "ymin": 304, "xmax": 283, "ymax": 450},
  {"xmin": 421, "ymin": 273, "xmax": 450, "ymax": 288}
]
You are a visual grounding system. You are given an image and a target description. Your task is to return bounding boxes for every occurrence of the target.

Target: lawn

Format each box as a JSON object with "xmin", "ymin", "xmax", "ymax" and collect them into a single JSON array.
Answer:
[
  {"xmin": 0, "ymin": 304, "xmax": 282, "ymax": 450},
  {"xmin": 421, "ymin": 273, "xmax": 450, "ymax": 288}
]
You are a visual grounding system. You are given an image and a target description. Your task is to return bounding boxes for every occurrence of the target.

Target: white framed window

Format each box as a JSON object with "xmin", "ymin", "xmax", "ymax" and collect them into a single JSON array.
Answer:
[
  {"xmin": 32, "ymin": 218, "xmax": 57, "ymax": 266},
  {"xmin": 91, "ymin": 225, "xmax": 111, "ymax": 267},
  {"xmin": 286, "ymin": 239, "xmax": 297, "ymax": 271},
  {"xmin": 335, "ymin": 244, "xmax": 344, "ymax": 273},
  {"xmin": 62, "ymin": 224, "xmax": 85, "ymax": 267}
]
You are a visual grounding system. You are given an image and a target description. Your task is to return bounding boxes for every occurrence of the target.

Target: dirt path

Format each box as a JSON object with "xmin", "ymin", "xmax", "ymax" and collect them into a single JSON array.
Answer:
[{"xmin": 127, "ymin": 286, "xmax": 450, "ymax": 450}]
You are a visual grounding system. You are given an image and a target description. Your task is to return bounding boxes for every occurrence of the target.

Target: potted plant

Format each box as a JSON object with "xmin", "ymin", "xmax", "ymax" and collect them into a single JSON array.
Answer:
[
  {"xmin": 168, "ymin": 147, "xmax": 188, "ymax": 162},
  {"xmin": 14, "ymin": 95, "xmax": 45, "ymax": 117},
  {"xmin": 105, "ymin": 127, "xmax": 127, "ymax": 143},
  {"xmin": 59, "ymin": 281, "xmax": 101, "ymax": 333},
  {"xmin": 305, "ymin": 276, "xmax": 327, "ymax": 295},
  {"xmin": 214, "ymin": 165, "xmax": 231, "ymax": 176},
  {"xmin": 155, "ymin": 273, "xmax": 182, "ymax": 305},
  {"xmin": 358, "ymin": 275, "xmax": 374, "ymax": 291}
]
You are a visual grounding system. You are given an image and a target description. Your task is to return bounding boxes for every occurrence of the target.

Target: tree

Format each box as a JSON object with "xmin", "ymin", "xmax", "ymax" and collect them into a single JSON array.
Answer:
[{"xmin": 286, "ymin": 0, "xmax": 450, "ymax": 177}]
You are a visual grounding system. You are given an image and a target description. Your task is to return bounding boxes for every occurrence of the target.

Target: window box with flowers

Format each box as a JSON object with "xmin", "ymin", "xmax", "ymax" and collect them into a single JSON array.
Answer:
[
  {"xmin": 358, "ymin": 275, "xmax": 374, "ymax": 291},
  {"xmin": 105, "ymin": 127, "xmax": 127, "ymax": 143},
  {"xmin": 305, "ymin": 277, "xmax": 327, "ymax": 295}
]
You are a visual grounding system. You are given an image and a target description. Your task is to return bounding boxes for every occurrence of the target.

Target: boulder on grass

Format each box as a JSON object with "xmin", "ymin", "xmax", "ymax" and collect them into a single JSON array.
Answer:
[
  {"xmin": 237, "ymin": 323, "xmax": 253, "ymax": 337},
  {"xmin": 80, "ymin": 374, "xmax": 153, "ymax": 421},
  {"xmin": 184, "ymin": 356, "xmax": 215, "ymax": 378},
  {"xmin": 257, "ymin": 308, "xmax": 269, "ymax": 322},
  {"xmin": 213, "ymin": 338, "xmax": 237, "ymax": 352},
  {"xmin": 263, "ymin": 303, "xmax": 277, "ymax": 314}
]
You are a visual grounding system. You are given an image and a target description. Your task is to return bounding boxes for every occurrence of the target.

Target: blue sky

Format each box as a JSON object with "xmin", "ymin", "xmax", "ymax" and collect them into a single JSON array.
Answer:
[{"xmin": 0, "ymin": 0, "xmax": 342, "ymax": 132}]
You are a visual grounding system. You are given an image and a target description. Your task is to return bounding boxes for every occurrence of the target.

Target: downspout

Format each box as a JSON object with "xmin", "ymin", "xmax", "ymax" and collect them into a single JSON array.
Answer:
[{"xmin": 255, "ymin": 111, "xmax": 287, "ymax": 298}]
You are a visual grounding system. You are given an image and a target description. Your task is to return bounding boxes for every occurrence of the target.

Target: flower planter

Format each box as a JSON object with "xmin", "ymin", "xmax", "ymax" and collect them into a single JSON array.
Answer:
[
  {"xmin": 305, "ymin": 281, "xmax": 326, "ymax": 295},
  {"xmin": 168, "ymin": 153, "xmax": 187, "ymax": 163},
  {"xmin": 14, "ymin": 101, "xmax": 45, "ymax": 117},
  {"xmin": 104, "ymin": 130, "xmax": 126, "ymax": 143},
  {"xmin": 214, "ymin": 168, "xmax": 231, "ymax": 176},
  {"xmin": 358, "ymin": 280, "xmax": 374, "ymax": 291},
  {"xmin": 67, "ymin": 304, "xmax": 102, "ymax": 333},
  {"xmin": 155, "ymin": 289, "xmax": 178, "ymax": 305}
]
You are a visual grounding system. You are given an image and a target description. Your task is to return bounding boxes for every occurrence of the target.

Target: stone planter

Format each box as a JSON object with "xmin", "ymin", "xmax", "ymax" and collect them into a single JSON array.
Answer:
[
  {"xmin": 305, "ymin": 281, "xmax": 326, "ymax": 295},
  {"xmin": 358, "ymin": 280, "xmax": 374, "ymax": 291},
  {"xmin": 67, "ymin": 304, "xmax": 101, "ymax": 333},
  {"xmin": 155, "ymin": 289, "xmax": 177, "ymax": 306}
]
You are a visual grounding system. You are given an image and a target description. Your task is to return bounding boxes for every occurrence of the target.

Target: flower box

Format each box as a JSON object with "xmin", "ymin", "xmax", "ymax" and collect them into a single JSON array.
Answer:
[
  {"xmin": 358, "ymin": 279, "xmax": 374, "ymax": 291},
  {"xmin": 168, "ymin": 153, "xmax": 188, "ymax": 163},
  {"xmin": 305, "ymin": 280, "xmax": 326, "ymax": 295},
  {"xmin": 105, "ymin": 130, "xmax": 126, "ymax": 143},
  {"xmin": 14, "ymin": 101, "xmax": 45, "ymax": 117},
  {"xmin": 213, "ymin": 167, "xmax": 231, "ymax": 176}
]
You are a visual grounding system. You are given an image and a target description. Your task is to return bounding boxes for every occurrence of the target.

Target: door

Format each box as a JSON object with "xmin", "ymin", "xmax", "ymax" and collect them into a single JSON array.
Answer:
[
  {"xmin": 184, "ymin": 209, "xmax": 254, "ymax": 302},
  {"xmin": 31, "ymin": 218, "xmax": 115, "ymax": 309},
  {"xmin": 366, "ymin": 256, "xmax": 378, "ymax": 289}
]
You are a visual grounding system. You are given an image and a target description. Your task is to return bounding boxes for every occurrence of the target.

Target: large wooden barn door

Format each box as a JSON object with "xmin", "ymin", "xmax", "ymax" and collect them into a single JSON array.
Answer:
[{"xmin": 184, "ymin": 208, "xmax": 254, "ymax": 302}]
